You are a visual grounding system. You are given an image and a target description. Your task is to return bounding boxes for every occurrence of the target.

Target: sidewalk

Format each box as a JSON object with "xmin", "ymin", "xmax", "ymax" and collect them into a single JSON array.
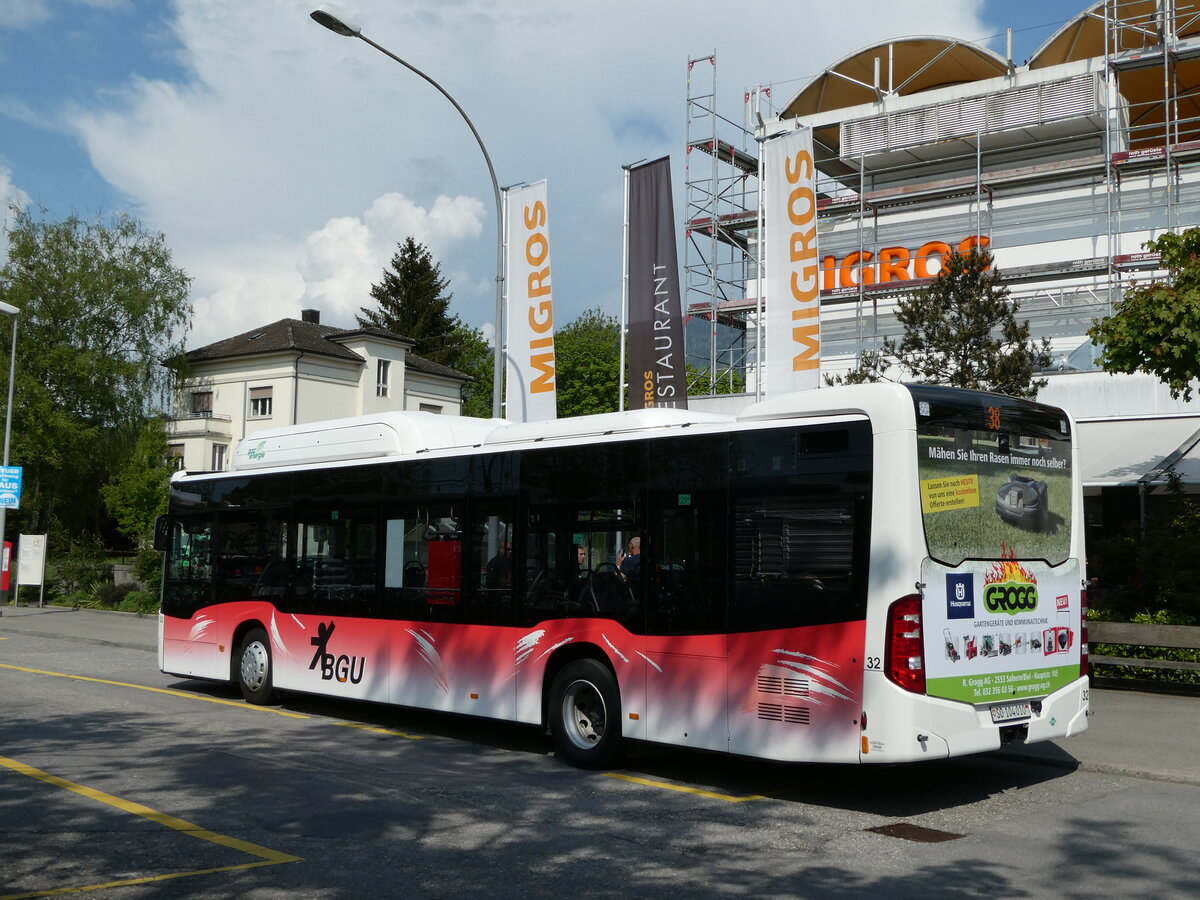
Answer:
[
  {"xmin": 0, "ymin": 602, "xmax": 158, "ymax": 651},
  {"xmin": 2, "ymin": 603, "xmax": 1197, "ymax": 784}
]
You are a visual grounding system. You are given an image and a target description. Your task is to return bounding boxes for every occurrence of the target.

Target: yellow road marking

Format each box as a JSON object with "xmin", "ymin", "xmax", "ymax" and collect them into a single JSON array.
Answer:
[
  {"xmin": 0, "ymin": 663, "xmax": 310, "ymax": 719},
  {"xmin": 0, "ymin": 755, "xmax": 301, "ymax": 899},
  {"xmin": 335, "ymin": 722, "xmax": 424, "ymax": 740},
  {"xmin": 604, "ymin": 772, "xmax": 765, "ymax": 803}
]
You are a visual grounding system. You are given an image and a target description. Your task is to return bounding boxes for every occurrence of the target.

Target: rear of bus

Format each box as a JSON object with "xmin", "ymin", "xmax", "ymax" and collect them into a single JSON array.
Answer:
[{"xmin": 864, "ymin": 385, "xmax": 1089, "ymax": 761}]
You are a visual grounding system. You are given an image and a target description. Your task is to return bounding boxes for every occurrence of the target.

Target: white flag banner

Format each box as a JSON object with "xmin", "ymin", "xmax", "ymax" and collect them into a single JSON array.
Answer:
[
  {"xmin": 504, "ymin": 180, "xmax": 557, "ymax": 422},
  {"xmin": 763, "ymin": 126, "xmax": 821, "ymax": 397}
]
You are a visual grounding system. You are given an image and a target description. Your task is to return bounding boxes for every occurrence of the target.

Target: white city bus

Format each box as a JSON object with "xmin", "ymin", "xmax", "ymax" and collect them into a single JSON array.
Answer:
[{"xmin": 157, "ymin": 383, "xmax": 1089, "ymax": 768}]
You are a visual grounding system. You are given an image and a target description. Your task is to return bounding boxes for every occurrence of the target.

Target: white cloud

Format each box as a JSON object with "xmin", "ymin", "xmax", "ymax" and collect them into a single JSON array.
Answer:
[
  {"xmin": 56, "ymin": 1, "xmax": 991, "ymax": 349},
  {"xmin": 0, "ymin": 164, "xmax": 31, "ymax": 268},
  {"xmin": 184, "ymin": 191, "xmax": 484, "ymax": 345},
  {"xmin": 0, "ymin": 1, "xmax": 53, "ymax": 31}
]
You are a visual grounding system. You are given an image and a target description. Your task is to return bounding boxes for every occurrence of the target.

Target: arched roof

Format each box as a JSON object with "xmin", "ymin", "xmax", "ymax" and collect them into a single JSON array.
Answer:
[
  {"xmin": 1030, "ymin": 1, "xmax": 1200, "ymax": 69},
  {"xmin": 781, "ymin": 36, "xmax": 1009, "ymax": 120}
]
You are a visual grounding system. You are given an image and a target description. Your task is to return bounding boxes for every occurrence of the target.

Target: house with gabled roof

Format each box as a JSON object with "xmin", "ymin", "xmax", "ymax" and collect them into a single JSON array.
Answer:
[{"xmin": 165, "ymin": 309, "xmax": 471, "ymax": 472}]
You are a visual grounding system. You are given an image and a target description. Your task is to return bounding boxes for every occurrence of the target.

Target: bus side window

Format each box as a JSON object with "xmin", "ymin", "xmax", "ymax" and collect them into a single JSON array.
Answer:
[{"xmin": 729, "ymin": 489, "xmax": 868, "ymax": 631}]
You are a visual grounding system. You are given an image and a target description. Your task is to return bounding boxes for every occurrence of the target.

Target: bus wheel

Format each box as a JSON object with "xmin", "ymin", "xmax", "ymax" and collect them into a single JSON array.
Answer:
[
  {"xmin": 237, "ymin": 627, "xmax": 277, "ymax": 705},
  {"xmin": 549, "ymin": 659, "xmax": 624, "ymax": 769}
]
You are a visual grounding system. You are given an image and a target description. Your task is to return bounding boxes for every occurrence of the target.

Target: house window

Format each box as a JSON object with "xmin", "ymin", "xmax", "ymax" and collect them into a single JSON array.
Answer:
[
  {"xmin": 211, "ymin": 444, "xmax": 227, "ymax": 471},
  {"xmin": 377, "ymin": 359, "xmax": 390, "ymax": 398},
  {"xmin": 190, "ymin": 391, "xmax": 213, "ymax": 418},
  {"xmin": 249, "ymin": 386, "xmax": 273, "ymax": 418},
  {"xmin": 419, "ymin": 403, "xmax": 442, "ymax": 414},
  {"xmin": 167, "ymin": 444, "xmax": 185, "ymax": 471}
]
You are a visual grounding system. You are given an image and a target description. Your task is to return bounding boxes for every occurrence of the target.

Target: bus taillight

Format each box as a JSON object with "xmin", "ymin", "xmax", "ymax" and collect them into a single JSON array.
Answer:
[
  {"xmin": 885, "ymin": 594, "xmax": 926, "ymax": 694},
  {"xmin": 1080, "ymin": 588, "xmax": 1089, "ymax": 679}
]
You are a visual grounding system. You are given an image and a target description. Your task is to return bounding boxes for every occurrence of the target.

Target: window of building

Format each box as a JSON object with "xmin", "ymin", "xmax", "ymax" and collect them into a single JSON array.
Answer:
[
  {"xmin": 190, "ymin": 391, "xmax": 213, "ymax": 418},
  {"xmin": 249, "ymin": 386, "xmax": 273, "ymax": 418},
  {"xmin": 167, "ymin": 444, "xmax": 185, "ymax": 471},
  {"xmin": 419, "ymin": 403, "xmax": 442, "ymax": 414},
  {"xmin": 211, "ymin": 444, "xmax": 228, "ymax": 471},
  {"xmin": 376, "ymin": 359, "xmax": 390, "ymax": 398}
]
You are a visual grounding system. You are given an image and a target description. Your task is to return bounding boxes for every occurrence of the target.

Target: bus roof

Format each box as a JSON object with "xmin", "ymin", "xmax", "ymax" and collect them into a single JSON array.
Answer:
[{"xmin": 217, "ymin": 384, "xmax": 1003, "ymax": 475}]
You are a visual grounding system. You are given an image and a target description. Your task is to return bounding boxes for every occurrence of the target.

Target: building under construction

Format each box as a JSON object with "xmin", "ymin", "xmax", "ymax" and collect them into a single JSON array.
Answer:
[{"xmin": 684, "ymin": 0, "xmax": 1200, "ymax": 540}]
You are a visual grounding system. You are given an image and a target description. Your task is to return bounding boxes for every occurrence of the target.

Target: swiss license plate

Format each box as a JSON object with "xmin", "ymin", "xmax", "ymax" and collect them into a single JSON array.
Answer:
[{"xmin": 990, "ymin": 701, "xmax": 1032, "ymax": 724}]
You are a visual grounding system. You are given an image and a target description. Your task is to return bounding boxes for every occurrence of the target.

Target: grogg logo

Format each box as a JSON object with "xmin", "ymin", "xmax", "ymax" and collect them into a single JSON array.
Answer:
[{"xmin": 983, "ymin": 581, "xmax": 1039, "ymax": 615}]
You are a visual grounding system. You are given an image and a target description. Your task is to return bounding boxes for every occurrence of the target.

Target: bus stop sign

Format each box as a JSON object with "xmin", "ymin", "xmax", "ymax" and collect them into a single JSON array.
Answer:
[{"xmin": 0, "ymin": 466, "xmax": 21, "ymax": 510}]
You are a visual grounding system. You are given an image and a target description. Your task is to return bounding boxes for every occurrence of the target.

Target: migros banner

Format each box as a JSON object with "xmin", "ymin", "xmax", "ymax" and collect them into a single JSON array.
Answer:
[
  {"xmin": 763, "ymin": 126, "xmax": 820, "ymax": 397},
  {"xmin": 504, "ymin": 180, "xmax": 557, "ymax": 423}
]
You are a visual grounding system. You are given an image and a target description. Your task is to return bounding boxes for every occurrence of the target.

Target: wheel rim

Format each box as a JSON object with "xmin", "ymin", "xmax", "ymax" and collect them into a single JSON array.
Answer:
[
  {"xmin": 240, "ymin": 640, "xmax": 269, "ymax": 693},
  {"xmin": 561, "ymin": 678, "xmax": 607, "ymax": 751}
]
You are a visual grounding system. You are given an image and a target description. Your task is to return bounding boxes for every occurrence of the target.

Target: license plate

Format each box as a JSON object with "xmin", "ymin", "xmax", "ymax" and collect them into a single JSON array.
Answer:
[{"xmin": 990, "ymin": 701, "xmax": 1032, "ymax": 724}]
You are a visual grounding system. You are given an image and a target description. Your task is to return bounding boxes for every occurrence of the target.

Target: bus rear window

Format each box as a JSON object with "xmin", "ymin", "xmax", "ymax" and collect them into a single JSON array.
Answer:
[{"xmin": 908, "ymin": 386, "xmax": 1072, "ymax": 566}]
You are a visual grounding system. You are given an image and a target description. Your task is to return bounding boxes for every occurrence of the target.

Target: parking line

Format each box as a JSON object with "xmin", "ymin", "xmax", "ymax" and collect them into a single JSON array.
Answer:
[
  {"xmin": 0, "ymin": 755, "xmax": 301, "ymax": 899},
  {"xmin": 335, "ymin": 722, "xmax": 424, "ymax": 740},
  {"xmin": 0, "ymin": 663, "xmax": 310, "ymax": 719},
  {"xmin": 604, "ymin": 772, "xmax": 766, "ymax": 803}
]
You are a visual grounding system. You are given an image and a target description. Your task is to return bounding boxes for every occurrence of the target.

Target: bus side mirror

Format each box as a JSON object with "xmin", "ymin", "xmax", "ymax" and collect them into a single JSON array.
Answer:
[{"xmin": 153, "ymin": 515, "xmax": 171, "ymax": 552}]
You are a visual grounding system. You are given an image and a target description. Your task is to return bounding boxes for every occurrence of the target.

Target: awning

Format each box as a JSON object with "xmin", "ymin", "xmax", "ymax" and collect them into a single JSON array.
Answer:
[{"xmin": 1076, "ymin": 416, "xmax": 1200, "ymax": 487}]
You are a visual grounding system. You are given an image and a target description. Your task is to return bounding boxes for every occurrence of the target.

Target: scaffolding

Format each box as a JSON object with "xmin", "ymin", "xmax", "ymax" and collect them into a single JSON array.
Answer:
[
  {"xmin": 682, "ymin": 1, "xmax": 1200, "ymax": 390},
  {"xmin": 683, "ymin": 54, "xmax": 759, "ymax": 395}
]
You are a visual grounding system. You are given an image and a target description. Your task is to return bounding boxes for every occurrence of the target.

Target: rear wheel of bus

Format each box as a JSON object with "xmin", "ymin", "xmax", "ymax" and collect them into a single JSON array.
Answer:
[{"xmin": 549, "ymin": 658, "xmax": 624, "ymax": 769}]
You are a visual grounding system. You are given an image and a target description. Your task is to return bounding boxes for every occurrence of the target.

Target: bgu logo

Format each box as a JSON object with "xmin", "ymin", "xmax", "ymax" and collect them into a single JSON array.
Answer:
[{"xmin": 308, "ymin": 621, "xmax": 365, "ymax": 684}]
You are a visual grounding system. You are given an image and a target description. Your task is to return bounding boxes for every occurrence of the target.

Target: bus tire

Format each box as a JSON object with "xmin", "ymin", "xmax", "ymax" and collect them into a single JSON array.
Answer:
[
  {"xmin": 237, "ymin": 627, "xmax": 277, "ymax": 705},
  {"xmin": 549, "ymin": 658, "xmax": 624, "ymax": 769}
]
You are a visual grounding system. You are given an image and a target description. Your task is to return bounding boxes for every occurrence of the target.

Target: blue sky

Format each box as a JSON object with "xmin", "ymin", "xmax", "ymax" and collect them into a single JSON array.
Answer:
[{"xmin": 0, "ymin": 0, "xmax": 1095, "ymax": 349}]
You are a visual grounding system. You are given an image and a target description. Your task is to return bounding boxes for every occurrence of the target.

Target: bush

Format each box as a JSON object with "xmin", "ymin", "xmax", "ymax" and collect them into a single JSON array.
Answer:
[
  {"xmin": 52, "ymin": 535, "xmax": 110, "ymax": 601},
  {"xmin": 118, "ymin": 590, "xmax": 160, "ymax": 615},
  {"xmin": 93, "ymin": 581, "xmax": 135, "ymax": 609}
]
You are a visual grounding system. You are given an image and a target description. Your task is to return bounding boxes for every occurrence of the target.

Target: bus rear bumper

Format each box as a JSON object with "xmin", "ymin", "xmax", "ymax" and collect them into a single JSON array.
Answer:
[{"xmin": 861, "ymin": 675, "xmax": 1090, "ymax": 763}]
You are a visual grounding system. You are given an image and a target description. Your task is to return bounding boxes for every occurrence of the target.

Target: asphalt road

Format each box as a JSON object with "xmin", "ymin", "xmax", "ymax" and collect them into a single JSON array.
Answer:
[{"xmin": 2, "ymin": 605, "xmax": 1198, "ymax": 899}]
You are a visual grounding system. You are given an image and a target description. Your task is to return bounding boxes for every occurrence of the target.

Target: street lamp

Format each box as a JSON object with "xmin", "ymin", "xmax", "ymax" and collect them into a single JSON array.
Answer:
[
  {"xmin": 0, "ymin": 300, "xmax": 18, "ymax": 613},
  {"xmin": 310, "ymin": 6, "xmax": 506, "ymax": 419}
]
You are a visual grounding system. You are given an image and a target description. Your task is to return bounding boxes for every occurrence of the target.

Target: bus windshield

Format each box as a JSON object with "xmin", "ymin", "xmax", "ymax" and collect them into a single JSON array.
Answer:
[{"xmin": 908, "ymin": 386, "xmax": 1072, "ymax": 566}]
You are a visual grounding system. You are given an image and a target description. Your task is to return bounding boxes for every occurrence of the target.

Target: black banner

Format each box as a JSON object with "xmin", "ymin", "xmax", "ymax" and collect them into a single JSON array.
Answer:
[{"xmin": 627, "ymin": 157, "xmax": 687, "ymax": 410}]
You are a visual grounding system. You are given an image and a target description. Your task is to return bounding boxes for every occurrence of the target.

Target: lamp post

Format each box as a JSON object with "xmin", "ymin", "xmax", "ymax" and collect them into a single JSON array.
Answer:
[
  {"xmin": 0, "ymin": 300, "xmax": 18, "ymax": 613},
  {"xmin": 310, "ymin": 6, "xmax": 505, "ymax": 419}
]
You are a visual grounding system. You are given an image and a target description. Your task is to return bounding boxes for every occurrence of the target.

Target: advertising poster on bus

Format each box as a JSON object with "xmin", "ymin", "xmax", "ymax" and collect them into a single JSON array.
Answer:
[{"xmin": 913, "ymin": 402, "xmax": 1081, "ymax": 707}]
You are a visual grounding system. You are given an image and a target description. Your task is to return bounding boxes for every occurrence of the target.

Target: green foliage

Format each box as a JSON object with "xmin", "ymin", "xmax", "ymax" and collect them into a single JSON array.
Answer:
[
  {"xmin": 688, "ymin": 364, "xmax": 746, "ymax": 396},
  {"xmin": 358, "ymin": 236, "xmax": 471, "ymax": 369},
  {"xmin": 118, "ymin": 589, "xmax": 160, "ymax": 615},
  {"xmin": 101, "ymin": 418, "xmax": 171, "ymax": 548},
  {"xmin": 827, "ymin": 249, "xmax": 1051, "ymax": 398},
  {"xmin": 453, "ymin": 323, "xmax": 494, "ymax": 419},
  {"xmin": 134, "ymin": 547, "xmax": 164, "ymax": 595},
  {"xmin": 555, "ymin": 307, "xmax": 621, "ymax": 417},
  {"xmin": 0, "ymin": 208, "xmax": 191, "ymax": 537},
  {"xmin": 1090, "ymin": 228, "xmax": 1200, "ymax": 401},
  {"xmin": 1090, "ymin": 471, "xmax": 1200, "ymax": 623},
  {"xmin": 49, "ymin": 534, "xmax": 110, "ymax": 604}
]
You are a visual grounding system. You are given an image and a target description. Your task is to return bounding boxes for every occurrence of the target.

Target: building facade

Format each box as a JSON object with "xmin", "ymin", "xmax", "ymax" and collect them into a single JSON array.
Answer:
[
  {"xmin": 684, "ymin": 1, "xmax": 1200, "ymax": 544},
  {"xmin": 166, "ymin": 309, "xmax": 470, "ymax": 472}
]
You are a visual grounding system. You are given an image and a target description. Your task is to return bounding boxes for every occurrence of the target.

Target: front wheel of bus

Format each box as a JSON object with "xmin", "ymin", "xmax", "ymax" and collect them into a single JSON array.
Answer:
[
  {"xmin": 549, "ymin": 659, "xmax": 624, "ymax": 769},
  {"xmin": 237, "ymin": 628, "xmax": 277, "ymax": 705}
]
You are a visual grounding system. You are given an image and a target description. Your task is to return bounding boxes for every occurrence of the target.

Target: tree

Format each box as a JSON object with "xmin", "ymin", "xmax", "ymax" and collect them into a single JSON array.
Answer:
[
  {"xmin": 100, "ymin": 418, "xmax": 172, "ymax": 548},
  {"xmin": 453, "ymin": 323, "xmax": 494, "ymax": 419},
  {"xmin": 0, "ymin": 208, "xmax": 191, "ymax": 539},
  {"xmin": 555, "ymin": 307, "xmax": 621, "ymax": 417},
  {"xmin": 828, "ymin": 248, "xmax": 1051, "ymax": 398},
  {"xmin": 1089, "ymin": 228, "xmax": 1200, "ymax": 401},
  {"xmin": 358, "ymin": 236, "xmax": 471, "ymax": 368}
]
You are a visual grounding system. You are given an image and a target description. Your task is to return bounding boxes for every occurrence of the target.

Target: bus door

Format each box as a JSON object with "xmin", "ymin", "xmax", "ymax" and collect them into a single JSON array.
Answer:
[{"xmin": 641, "ymin": 483, "xmax": 729, "ymax": 754}]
